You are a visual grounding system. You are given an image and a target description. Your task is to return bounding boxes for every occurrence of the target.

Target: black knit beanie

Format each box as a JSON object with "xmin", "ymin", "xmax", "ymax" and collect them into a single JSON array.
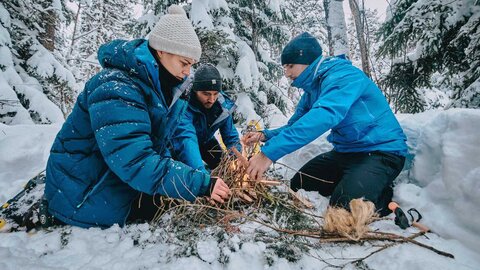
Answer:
[
  {"xmin": 192, "ymin": 64, "xmax": 222, "ymax": 92},
  {"xmin": 281, "ymin": 32, "xmax": 322, "ymax": 65}
]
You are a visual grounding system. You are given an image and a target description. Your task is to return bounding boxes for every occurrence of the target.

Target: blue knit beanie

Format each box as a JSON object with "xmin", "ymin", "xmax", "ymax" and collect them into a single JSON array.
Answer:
[{"xmin": 281, "ymin": 32, "xmax": 322, "ymax": 65}]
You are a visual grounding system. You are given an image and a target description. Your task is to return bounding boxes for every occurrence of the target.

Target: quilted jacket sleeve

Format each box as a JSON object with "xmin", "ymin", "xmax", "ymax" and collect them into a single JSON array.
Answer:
[{"xmin": 88, "ymin": 81, "xmax": 210, "ymax": 201}]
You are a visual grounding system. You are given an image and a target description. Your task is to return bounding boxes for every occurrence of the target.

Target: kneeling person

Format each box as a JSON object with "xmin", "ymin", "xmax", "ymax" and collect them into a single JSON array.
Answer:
[{"xmin": 187, "ymin": 64, "xmax": 241, "ymax": 170}]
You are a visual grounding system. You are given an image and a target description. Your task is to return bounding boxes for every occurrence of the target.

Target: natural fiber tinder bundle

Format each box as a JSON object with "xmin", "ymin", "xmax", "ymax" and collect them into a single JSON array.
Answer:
[{"xmin": 323, "ymin": 199, "xmax": 378, "ymax": 240}]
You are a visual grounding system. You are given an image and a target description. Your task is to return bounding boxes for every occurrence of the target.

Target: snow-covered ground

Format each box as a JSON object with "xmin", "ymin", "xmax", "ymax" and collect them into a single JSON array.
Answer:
[{"xmin": 1, "ymin": 109, "xmax": 479, "ymax": 269}]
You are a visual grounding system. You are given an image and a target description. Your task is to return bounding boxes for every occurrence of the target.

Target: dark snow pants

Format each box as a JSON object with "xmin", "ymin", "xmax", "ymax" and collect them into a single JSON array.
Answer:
[
  {"xmin": 127, "ymin": 193, "xmax": 179, "ymax": 223},
  {"xmin": 290, "ymin": 150, "xmax": 405, "ymax": 216},
  {"xmin": 199, "ymin": 138, "xmax": 223, "ymax": 170}
]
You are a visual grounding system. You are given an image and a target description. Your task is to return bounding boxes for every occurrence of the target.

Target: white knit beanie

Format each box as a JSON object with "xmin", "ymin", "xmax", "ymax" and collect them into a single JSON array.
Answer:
[{"xmin": 148, "ymin": 5, "xmax": 202, "ymax": 61}]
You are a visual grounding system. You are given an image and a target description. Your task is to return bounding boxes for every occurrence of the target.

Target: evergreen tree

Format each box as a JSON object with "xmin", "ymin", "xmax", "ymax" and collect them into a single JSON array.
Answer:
[
  {"xmin": 0, "ymin": 0, "xmax": 76, "ymax": 123},
  {"xmin": 130, "ymin": 1, "xmax": 293, "ymax": 128},
  {"xmin": 227, "ymin": 0, "xmax": 292, "ymax": 125},
  {"xmin": 286, "ymin": 0, "xmax": 327, "ymax": 44},
  {"xmin": 75, "ymin": 0, "xmax": 134, "ymax": 80},
  {"xmin": 128, "ymin": 0, "xmax": 186, "ymax": 38},
  {"xmin": 377, "ymin": 0, "xmax": 480, "ymax": 112}
]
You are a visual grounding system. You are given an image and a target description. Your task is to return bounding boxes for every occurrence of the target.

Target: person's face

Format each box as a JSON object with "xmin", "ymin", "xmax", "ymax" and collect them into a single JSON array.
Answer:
[
  {"xmin": 283, "ymin": 64, "xmax": 309, "ymax": 81},
  {"xmin": 196, "ymin": 91, "xmax": 219, "ymax": 109},
  {"xmin": 156, "ymin": 51, "xmax": 195, "ymax": 80}
]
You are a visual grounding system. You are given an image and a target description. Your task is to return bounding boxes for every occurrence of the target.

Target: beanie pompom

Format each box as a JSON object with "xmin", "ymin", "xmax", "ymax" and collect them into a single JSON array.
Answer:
[
  {"xmin": 148, "ymin": 4, "xmax": 201, "ymax": 61},
  {"xmin": 168, "ymin": 5, "xmax": 186, "ymax": 16}
]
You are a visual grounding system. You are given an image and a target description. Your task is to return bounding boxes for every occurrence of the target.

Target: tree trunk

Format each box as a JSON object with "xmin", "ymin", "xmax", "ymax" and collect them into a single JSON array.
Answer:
[
  {"xmin": 251, "ymin": 2, "xmax": 258, "ymax": 58},
  {"xmin": 40, "ymin": 9, "xmax": 57, "ymax": 51},
  {"xmin": 349, "ymin": 0, "xmax": 371, "ymax": 77},
  {"xmin": 323, "ymin": 0, "xmax": 334, "ymax": 56},
  {"xmin": 323, "ymin": 0, "xmax": 349, "ymax": 57},
  {"xmin": 69, "ymin": 2, "xmax": 83, "ymax": 60}
]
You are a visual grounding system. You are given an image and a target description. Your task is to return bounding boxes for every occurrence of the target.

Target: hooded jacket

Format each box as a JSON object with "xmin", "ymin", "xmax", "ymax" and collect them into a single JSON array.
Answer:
[
  {"xmin": 262, "ymin": 56, "xmax": 408, "ymax": 161},
  {"xmin": 45, "ymin": 39, "xmax": 210, "ymax": 228},
  {"xmin": 173, "ymin": 91, "xmax": 241, "ymax": 170}
]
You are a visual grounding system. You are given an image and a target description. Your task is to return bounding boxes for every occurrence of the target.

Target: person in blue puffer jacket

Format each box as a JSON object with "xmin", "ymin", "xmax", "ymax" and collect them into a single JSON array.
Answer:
[
  {"xmin": 173, "ymin": 64, "xmax": 241, "ymax": 171},
  {"xmin": 243, "ymin": 32, "xmax": 407, "ymax": 216},
  {"xmin": 44, "ymin": 5, "xmax": 231, "ymax": 228}
]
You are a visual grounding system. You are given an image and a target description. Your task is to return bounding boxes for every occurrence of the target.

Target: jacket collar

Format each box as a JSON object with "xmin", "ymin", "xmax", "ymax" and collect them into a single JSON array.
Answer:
[
  {"xmin": 136, "ymin": 41, "xmax": 189, "ymax": 109},
  {"xmin": 291, "ymin": 55, "xmax": 325, "ymax": 93},
  {"xmin": 189, "ymin": 92, "xmax": 237, "ymax": 126}
]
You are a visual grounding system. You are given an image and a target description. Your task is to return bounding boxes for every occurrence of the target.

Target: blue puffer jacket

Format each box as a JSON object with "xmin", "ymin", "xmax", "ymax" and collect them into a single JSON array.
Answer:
[
  {"xmin": 45, "ymin": 39, "xmax": 210, "ymax": 228},
  {"xmin": 173, "ymin": 92, "xmax": 241, "ymax": 170},
  {"xmin": 262, "ymin": 56, "xmax": 408, "ymax": 161}
]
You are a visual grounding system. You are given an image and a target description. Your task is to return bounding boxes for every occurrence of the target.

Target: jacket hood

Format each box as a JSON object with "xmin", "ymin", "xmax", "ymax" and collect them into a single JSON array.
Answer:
[{"xmin": 98, "ymin": 39, "xmax": 160, "ymax": 91}]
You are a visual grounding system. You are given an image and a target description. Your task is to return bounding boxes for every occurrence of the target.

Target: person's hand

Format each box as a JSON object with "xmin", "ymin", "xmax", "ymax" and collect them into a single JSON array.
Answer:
[
  {"xmin": 246, "ymin": 152, "xmax": 272, "ymax": 181},
  {"xmin": 242, "ymin": 132, "xmax": 265, "ymax": 146},
  {"xmin": 209, "ymin": 177, "xmax": 231, "ymax": 203}
]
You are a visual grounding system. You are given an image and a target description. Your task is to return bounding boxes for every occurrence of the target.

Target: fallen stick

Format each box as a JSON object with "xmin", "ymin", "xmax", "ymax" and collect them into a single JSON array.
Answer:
[
  {"xmin": 231, "ymin": 147, "xmax": 248, "ymax": 168},
  {"xmin": 235, "ymin": 191, "xmax": 254, "ymax": 203},
  {"xmin": 288, "ymin": 187, "xmax": 314, "ymax": 208}
]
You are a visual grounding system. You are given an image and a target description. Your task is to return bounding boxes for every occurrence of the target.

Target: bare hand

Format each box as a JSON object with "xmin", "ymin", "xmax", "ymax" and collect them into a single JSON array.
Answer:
[
  {"xmin": 241, "ymin": 132, "xmax": 265, "ymax": 146},
  {"xmin": 246, "ymin": 152, "xmax": 273, "ymax": 181},
  {"xmin": 210, "ymin": 177, "xmax": 231, "ymax": 203}
]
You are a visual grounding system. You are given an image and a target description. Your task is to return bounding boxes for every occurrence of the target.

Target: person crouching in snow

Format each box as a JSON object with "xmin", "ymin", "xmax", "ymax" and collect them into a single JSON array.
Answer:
[
  {"xmin": 243, "ymin": 32, "xmax": 407, "ymax": 216},
  {"xmin": 44, "ymin": 5, "xmax": 231, "ymax": 228},
  {"xmin": 174, "ymin": 64, "xmax": 242, "ymax": 172}
]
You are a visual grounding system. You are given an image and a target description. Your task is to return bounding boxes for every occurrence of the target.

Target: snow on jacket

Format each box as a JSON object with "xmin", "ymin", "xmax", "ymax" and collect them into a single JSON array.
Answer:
[
  {"xmin": 262, "ymin": 56, "xmax": 408, "ymax": 161},
  {"xmin": 173, "ymin": 91, "xmax": 241, "ymax": 170},
  {"xmin": 45, "ymin": 39, "xmax": 210, "ymax": 228}
]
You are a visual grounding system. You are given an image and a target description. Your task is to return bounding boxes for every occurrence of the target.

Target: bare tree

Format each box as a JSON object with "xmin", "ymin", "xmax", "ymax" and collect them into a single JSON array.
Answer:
[
  {"xmin": 348, "ymin": 0, "xmax": 371, "ymax": 77},
  {"xmin": 323, "ymin": 0, "xmax": 349, "ymax": 56}
]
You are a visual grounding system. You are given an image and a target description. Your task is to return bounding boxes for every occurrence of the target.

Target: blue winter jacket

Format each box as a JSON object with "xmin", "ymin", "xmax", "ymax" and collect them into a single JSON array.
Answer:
[
  {"xmin": 262, "ymin": 56, "xmax": 408, "ymax": 161},
  {"xmin": 45, "ymin": 39, "xmax": 210, "ymax": 228},
  {"xmin": 173, "ymin": 92, "xmax": 241, "ymax": 170}
]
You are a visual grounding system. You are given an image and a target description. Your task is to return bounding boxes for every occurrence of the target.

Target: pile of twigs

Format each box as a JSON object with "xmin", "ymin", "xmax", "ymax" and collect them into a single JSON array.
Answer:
[{"xmin": 149, "ymin": 145, "xmax": 454, "ymax": 262}]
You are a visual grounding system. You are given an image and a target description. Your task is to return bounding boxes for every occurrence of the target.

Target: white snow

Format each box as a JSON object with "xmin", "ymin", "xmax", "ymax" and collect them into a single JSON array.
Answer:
[
  {"xmin": 27, "ymin": 44, "xmax": 77, "ymax": 89},
  {"xmin": 326, "ymin": 0, "xmax": 349, "ymax": 56},
  {"xmin": 191, "ymin": 0, "xmax": 230, "ymax": 29},
  {"xmin": 0, "ymin": 72, "xmax": 34, "ymax": 125},
  {"xmin": 197, "ymin": 239, "xmax": 220, "ymax": 263},
  {"xmin": 234, "ymin": 39, "xmax": 260, "ymax": 91},
  {"xmin": 397, "ymin": 109, "xmax": 480, "ymax": 253},
  {"xmin": 1, "ymin": 109, "xmax": 480, "ymax": 269},
  {"xmin": 0, "ymin": 123, "xmax": 61, "ymax": 204},
  {"xmin": 263, "ymin": 104, "xmax": 288, "ymax": 129},
  {"xmin": 0, "ymin": 4, "xmax": 10, "ymax": 27},
  {"xmin": 191, "ymin": 0, "xmax": 215, "ymax": 29},
  {"xmin": 234, "ymin": 92, "xmax": 263, "ymax": 127}
]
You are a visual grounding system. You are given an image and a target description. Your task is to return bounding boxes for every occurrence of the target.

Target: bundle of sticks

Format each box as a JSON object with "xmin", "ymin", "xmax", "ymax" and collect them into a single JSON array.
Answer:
[{"xmin": 210, "ymin": 145, "xmax": 313, "ymax": 209}]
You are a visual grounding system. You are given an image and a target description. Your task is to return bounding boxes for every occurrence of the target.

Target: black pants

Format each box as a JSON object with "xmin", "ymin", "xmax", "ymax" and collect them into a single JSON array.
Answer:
[
  {"xmin": 127, "ymin": 193, "xmax": 174, "ymax": 223},
  {"xmin": 199, "ymin": 139, "xmax": 223, "ymax": 170},
  {"xmin": 290, "ymin": 151, "xmax": 405, "ymax": 216}
]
